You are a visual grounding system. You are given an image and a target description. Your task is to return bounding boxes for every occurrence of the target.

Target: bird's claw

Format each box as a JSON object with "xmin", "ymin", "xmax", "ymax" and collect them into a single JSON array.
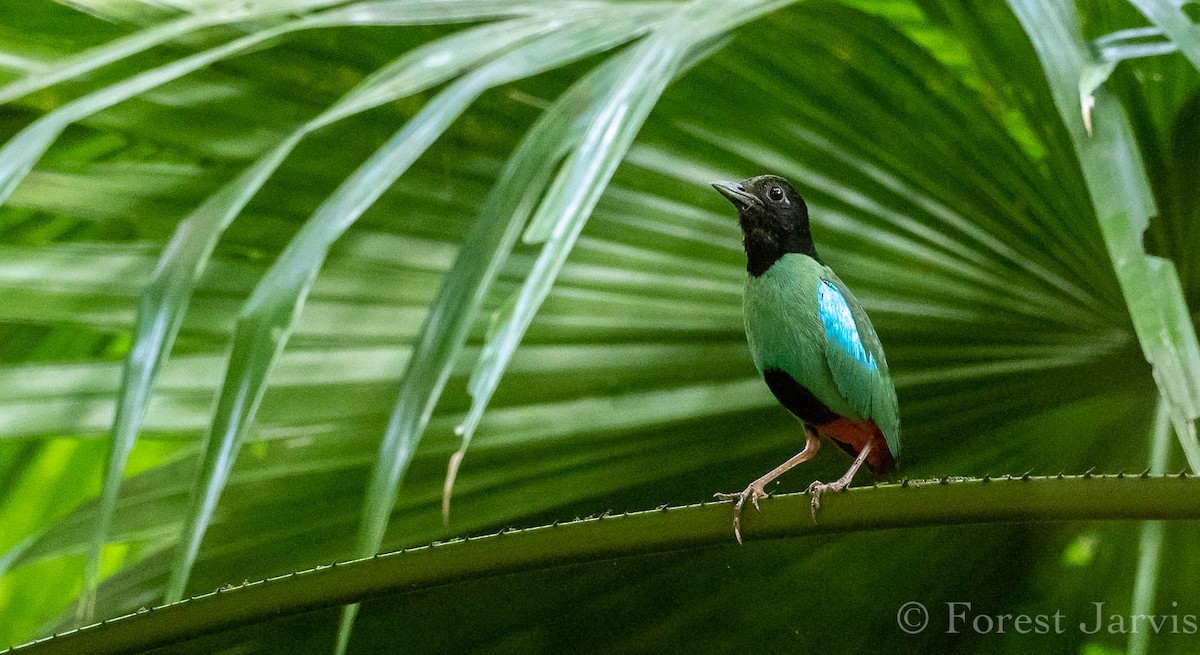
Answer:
[
  {"xmin": 714, "ymin": 484, "xmax": 770, "ymax": 544},
  {"xmin": 806, "ymin": 479, "xmax": 849, "ymax": 522}
]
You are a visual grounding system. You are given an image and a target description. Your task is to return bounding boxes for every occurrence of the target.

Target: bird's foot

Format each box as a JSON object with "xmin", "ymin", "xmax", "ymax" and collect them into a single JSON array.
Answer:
[
  {"xmin": 806, "ymin": 478, "xmax": 851, "ymax": 522},
  {"xmin": 714, "ymin": 483, "xmax": 770, "ymax": 544}
]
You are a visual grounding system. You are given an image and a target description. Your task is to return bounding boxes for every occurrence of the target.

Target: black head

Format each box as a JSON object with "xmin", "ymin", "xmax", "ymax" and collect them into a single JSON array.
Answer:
[{"xmin": 711, "ymin": 175, "xmax": 817, "ymax": 276}]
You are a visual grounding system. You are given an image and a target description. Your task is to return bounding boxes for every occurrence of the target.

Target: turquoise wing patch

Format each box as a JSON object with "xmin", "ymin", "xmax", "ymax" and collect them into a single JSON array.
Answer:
[
  {"xmin": 816, "ymin": 273, "xmax": 900, "ymax": 460},
  {"xmin": 817, "ymin": 279, "xmax": 877, "ymax": 371}
]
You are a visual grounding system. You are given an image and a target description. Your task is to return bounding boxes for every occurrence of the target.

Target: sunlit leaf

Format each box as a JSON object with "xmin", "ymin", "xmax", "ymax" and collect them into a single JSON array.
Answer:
[
  {"xmin": 80, "ymin": 8, "xmax": 592, "ymax": 623},
  {"xmin": 165, "ymin": 3, "xmax": 672, "ymax": 604}
]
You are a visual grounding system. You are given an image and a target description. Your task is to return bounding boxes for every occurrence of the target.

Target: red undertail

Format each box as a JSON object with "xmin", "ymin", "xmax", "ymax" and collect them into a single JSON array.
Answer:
[{"xmin": 818, "ymin": 417, "xmax": 894, "ymax": 474}]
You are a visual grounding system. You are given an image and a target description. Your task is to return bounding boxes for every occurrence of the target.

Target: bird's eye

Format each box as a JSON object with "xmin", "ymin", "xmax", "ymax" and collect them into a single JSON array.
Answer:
[{"xmin": 768, "ymin": 186, "xmax": 784, "ymax": 201}]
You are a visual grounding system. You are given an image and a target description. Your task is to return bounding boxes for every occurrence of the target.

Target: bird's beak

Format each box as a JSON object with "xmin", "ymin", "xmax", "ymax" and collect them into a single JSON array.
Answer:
[{"xmin": 711, "ymin": 180, "xmax": 759, "ymax": 210}]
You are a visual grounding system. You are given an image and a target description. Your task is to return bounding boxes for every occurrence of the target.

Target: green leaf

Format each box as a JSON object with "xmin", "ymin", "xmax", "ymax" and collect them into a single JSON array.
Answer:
[
  {"xmin": 78, "ymin": 8, "xmax": 590, "ymax": 624},
  {"xmin": 457, "ymin": 0, "xmax": 793, "ymax": 509},
  {"xmin": 1127, "ymin": 397, "xmax": 1172, "ymax": 655},
  {"xmin": 0, "ymin": 0, "xmax": 351, "ymax": 104},
  {"xmin": 0, "ymin": 0, "xmax": 557, "ymax": 206},
  {"xmin": 457, "ymin": 35, "xmax": 686, "ymax": 481},
  {"xmin": 165, "ymin": 3, "xmax": 672, "ymax": 604},
  {"xmin": 1093, "ymin": 27, "xmax": 1179, "ymax": 63},
  {"xmin": 1009, "ymin": 0, "xmax": 1200, "ymax": 468},
  {"xmin": 1127, "ymin": 0, "xmax": 1200, "ymax": 71}
]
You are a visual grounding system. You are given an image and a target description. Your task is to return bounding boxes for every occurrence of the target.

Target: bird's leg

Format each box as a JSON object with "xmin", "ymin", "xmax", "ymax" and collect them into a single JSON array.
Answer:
[
  {"xmin": 715, "ymin": 427, "xmax": 821, "ymax": 544},
  {"xmin": 806, "ymin": 441, "xmax": 873, "ymax": 521}
]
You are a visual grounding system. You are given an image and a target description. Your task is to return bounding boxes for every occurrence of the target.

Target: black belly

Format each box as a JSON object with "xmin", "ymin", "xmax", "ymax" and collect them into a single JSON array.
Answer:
[{"xmin": 763, "ymin": 367, "xmax": 838, "ymax": 426}]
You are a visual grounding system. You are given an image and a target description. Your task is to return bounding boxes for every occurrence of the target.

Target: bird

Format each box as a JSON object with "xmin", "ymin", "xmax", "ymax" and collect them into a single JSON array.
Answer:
[{"xmin": 711, "ymin": 175, "xmax": 899, "ymax": 543}]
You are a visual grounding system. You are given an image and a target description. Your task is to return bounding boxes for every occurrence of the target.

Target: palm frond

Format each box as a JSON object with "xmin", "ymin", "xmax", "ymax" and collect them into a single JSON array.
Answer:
[
  {"xmin": 0, "ymin": 0, "xmax": 1198, "ymax": 651},
  {"xmin": 1009, "ymin": 0, "xmax": 1200, "ymax": 468}
]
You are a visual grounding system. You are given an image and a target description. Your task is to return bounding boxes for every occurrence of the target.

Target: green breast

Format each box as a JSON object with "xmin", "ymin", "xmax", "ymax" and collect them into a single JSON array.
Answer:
[{"xmin": 743, "ymin": 254, "xmax": 860, "ymax": 421}]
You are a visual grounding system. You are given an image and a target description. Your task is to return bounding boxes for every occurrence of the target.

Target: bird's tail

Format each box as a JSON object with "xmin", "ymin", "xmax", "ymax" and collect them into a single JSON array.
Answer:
[{"xmin": 820, "ymin": 418, "xmax": 895, "ymax": 474}]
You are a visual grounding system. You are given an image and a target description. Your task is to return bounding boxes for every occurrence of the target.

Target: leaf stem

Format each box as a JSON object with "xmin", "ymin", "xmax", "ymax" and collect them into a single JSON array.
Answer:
[
  {"xmin": 10, "ymin": 474, "xmax": 1200, "ymax": 655},
  {"xmin": 1128, "ymin": 397, "xmax": 1173, "ymax": 655}
]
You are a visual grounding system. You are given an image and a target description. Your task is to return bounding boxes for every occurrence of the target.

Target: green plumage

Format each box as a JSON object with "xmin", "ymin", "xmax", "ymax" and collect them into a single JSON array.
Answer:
[{"xmin": 744, "ymin": 253, "xmax": 900, "ymax": 458}]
